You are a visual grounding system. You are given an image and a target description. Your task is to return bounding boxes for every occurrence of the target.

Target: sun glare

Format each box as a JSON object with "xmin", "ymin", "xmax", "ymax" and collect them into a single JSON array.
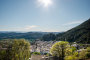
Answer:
[
  {"xmin": 42, "ymin": 0, "xmax": 51, "ymax": 4},
  {"xmin": 38, "ymin": 0, "xmax": 52, "ymax": 7}
]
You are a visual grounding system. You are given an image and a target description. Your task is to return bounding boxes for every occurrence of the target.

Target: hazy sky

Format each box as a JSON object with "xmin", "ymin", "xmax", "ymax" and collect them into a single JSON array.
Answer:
[{"xmin": 0, "ymin": 0, "xmax": 90, "ymax": 32}]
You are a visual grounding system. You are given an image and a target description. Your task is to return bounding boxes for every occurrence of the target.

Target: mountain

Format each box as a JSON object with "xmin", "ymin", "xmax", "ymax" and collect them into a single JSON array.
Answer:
[
  {"xmin": 0, "ymin": 32, "xmax": 61, "ymax": 40},
  {"xmin": 56, "ymin": 18, "xmax": 90, "ymax": 44},
  {"xmin": 40, "ymin": 33, "xmax": 57, "ymax": 41},
  {"xmin": 0, "ymin": 32, "xmax": 44, "ymax": 40}
]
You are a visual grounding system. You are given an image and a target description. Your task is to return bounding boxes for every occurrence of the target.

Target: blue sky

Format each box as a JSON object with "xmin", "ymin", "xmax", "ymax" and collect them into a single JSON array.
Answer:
[{"xmin": 0, "ymin": 0, "xmax": 90, "ymax": 32}]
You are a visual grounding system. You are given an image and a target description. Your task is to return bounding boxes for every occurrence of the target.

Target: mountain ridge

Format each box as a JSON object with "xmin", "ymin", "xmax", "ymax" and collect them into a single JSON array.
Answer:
[
  {"xmin": 56, "ymin": 18, "xmax": 90, "ymax": 43},
  {"xmin": 0, "ymin": 32, "xmax": 61, "ymax": 40}
]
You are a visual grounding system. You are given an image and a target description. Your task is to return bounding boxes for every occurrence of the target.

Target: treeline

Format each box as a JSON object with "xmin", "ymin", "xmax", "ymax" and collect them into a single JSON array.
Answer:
[
  {"xmin": 41, "ymin": 18, "xmax": 90, "ymax": 44},
  {"xmin": 0, "ymin": 32, "xmax": 60, "ymax": 40},
  {"xmin": 0, "ymin": 32, "xmax": 44, "ymax": 40}
]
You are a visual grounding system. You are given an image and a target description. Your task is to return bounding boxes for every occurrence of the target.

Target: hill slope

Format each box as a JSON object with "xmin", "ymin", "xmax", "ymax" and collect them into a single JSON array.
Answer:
[
  {"xmin": 0, "ymin": 32, "xmax": 44, "ymax": 40},
  {"xmin": 40, "ymin": 33, "xmax": 57, "ymax": 41},
  {"xmin": 0, "ymin": 32, "xmax": 60, "ymax": 40},
  {"xmin": 56, "ymin": 18, "xmax": 90, "ymax": 43}
]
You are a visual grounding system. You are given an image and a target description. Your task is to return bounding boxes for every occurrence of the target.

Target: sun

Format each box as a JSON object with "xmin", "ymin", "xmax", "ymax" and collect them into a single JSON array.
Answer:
[
  {"xmin": 42, "ymin": 0, "xmax": 51, "ymax": 5},
  {"xmin": 38, "ymin": 0, "xmax": 52, "ymax": 7}
]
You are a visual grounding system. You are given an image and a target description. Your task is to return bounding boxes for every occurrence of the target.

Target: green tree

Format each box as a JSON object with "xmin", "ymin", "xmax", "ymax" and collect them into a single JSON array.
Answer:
[
  {"xmin": 86, "ymin": 47, "xmax": 90, "ymax": 58},
  {"xmin": 0, "ymin": 50, "xmax": 7, "ymax": 60},
  {"xmin": 41, "ymin": 33, "xmax": 56, "ymax": 41},
  {"xmin": 65, "ymin": 52, "xmax": 79, "ymax": 60},
  {"xmin": 79, "ymin": 49, "xmax": 87, "ymax": 59},
  {"xmin": 65, "ymin": 46, "xmax": 78, "ymax": 60},
  {"xmin": 86, "ymin": 32, "xmax": 90, "ymax": 44},
  {"xmin": 71, "ymin": 46, "xmax": 77, "ymax": 54},
  {"xmin": 46, "ymin": 53, "xmax": 51, "ymax": 56},
  {"xmin": 0, "ymin": 39, "xmax": 31, "ymax": 60},
  {"xmin": 50, "ymin": 41, "xmax": 71, "ymax": 60},
  {"xmin": 79, "ymin": 47, "xmax": 90, "ymax": 59},
  {"xmin": 32, "ymin": 52, "xmax": 41, "ymax": 55},
  {"xmin": 11, "ymin": 39, "xmax": 31, "ymax": 60}
]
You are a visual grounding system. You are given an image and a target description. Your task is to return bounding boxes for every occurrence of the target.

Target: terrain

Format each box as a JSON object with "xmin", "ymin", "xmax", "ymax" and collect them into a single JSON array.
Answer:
[
  {"xmin": 0, "ymin": 32, "xmax": 60, "ymax": 40},
  {"xmin": 41, "ymin": 18, "xmax": 90, "ymax": 44}
]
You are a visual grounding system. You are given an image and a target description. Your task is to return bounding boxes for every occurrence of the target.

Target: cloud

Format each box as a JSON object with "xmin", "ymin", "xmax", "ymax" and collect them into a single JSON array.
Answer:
[
  {"xmin": 25, "ymin": 25, "xmax": 37, "ymax": 30},
  {"xmin": 63, "ymin": 21, "xmax": 84, "ymax": 25}
]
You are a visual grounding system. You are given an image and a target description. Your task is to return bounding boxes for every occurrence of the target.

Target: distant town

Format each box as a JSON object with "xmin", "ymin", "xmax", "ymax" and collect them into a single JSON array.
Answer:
[{"xmin": 30, "ymin": 40, "xmax": 60, "ymax": 54}]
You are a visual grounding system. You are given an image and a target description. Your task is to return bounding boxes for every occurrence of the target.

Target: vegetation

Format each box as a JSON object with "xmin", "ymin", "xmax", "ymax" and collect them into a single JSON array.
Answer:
[
  {"xmin": 65, "ymin": 52, "xmax": 79, "ymax": 60},
  {"xmin": 32, "ymin": 52, "xmax": 41, "ymax": 55},
  {"xmin": 40, "ymin": 33, "xmax": 57, "ymax": 41},
  {"xmin": 79, "ymin": 47, "xmax": 90, "ymax": 59},
  {"xmin": 0, "ymin": 39, "xmax": 36, "ymax": 47},
  {"xmin": 0, "ymin": 39, "xmax": 13, "ymax": 48},
  {"xmin": 0, "ymin": 32, "xmax": 44, "ymax": 40},
  {"xmin": 50, "ymin": 41, "xmax": 90, "ymax": 60},
  {"xmin": 56, "ymin": 18, "xmax": 90, "ymax": 44},
  {"xmin": 0, "ymin": 39, "xmax": 31, "ymax": 60},
  {"xmin": 40, "ymin": 19, "xmax": 90, "ymax": 44},
  {"xmin": 0, "ymin": 50, "xmax": 7, "ymax": 60},
  {"xmin": 46, "ymin": 53, "xmax": 52, "ymax": 56},
  {"xmin": 50, "ymin": 41, "xmax": 71, "ymax": 60},
  {"xmin": 71, "ymin": 46, "xmax": 77, "ymax": 54}
]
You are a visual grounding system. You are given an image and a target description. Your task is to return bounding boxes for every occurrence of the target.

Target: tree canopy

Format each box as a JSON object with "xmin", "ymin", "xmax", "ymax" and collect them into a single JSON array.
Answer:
[
  {"xmin": 11, "ymin": 39, "xmax": 30, "ymax": 60},
  {"xmin": 79, "ymin": 47, "xmax": 90, "ymax": 59},
  {"xmin": 40, "ymin": 33, "xmax": 57, "ymax": 41},
  {"xmin": 50, "ymin": 41, "xmax": 71, "ymax": 60},
  {"xmin": 32, "ymin": 52, "xmax": 41, "ymax": 55},
  {"xmin": 0, "ymin": 39, "xmax": 31, "ymax": 60}
]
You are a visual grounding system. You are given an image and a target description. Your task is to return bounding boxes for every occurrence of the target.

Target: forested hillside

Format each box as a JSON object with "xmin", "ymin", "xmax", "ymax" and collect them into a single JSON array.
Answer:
[
  {"xmin": 0, "ymin": 32, "xmax": 44, "ymax": 40},
  {"xmin": 0, "ymin": 32, "xmax": 60, "ymax": 40},
  {"xmin": 56, "ymin": 18, "xmax": 90, "ymax": 43},
  {"xmin": 41, "ymin": 19, "xmax": 90, "ymax": 43},
  {"xmin": 40, "ymin": 33, "xmax": 57, "ymax": 41}
]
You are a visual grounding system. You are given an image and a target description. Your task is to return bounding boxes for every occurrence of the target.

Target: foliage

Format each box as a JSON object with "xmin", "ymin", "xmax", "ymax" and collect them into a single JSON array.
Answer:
[
  {"xmin": 0, "ymin": 39, "xmax": 13, "ymax": 48},
  {"xmin": 84, "ymin": 47, "xmax": 90, "ymax": 58},
  {"xmin": 79, "ymin": 43, "xmax": 83, "ymax": 46},
  {"xmin": 86, "ymin": 32, "xmax": 90, "ymax": 44},
  {"xmin": 0, "ymin": 50, "xmax": 7, "ymax": 60},
  {"xmin": 11, "ymin": 39, "xmax": 30, "ymax": 60},
  {"xmin": 56, "ymin": 32, "xmax": 65, "ymax": 37},
  {"xmin": 71, "ymin": 46, "xmax": 77, "ymax": 54},
  {"xmin": 46, "ymin": 53, "xmax": 49, "ymax": 56},
  {"xmin": 46, "ymin": 53, "xmax": 51, "ymax": 56},
  {"xmin": 32, "ymin": 52, "xmax": 41, "ymax": 55},
  {"xmin": 65, "ymin": 46, "xmax": 78, "ymax": 60},
  {"xmin": 50, "ymin": 41, "xmax": 71, "ymax": 59},
  {"xmin": 0, "ymin": 39, "xmax": 31, "ymax": 60},
  {"xmin": 79, "ymin": 47, "xmax": 90, "ymax": 59},
  {"xmin": 79, "ymin": 49, "xmax": 87, "ymax": 58},
  {"xmin": 40, "ymin": 33, "xmax": 57, "ymax": 41},
  {"xmin": 65, "ymin": 52, "xmax": 79, "ymax": 60}
]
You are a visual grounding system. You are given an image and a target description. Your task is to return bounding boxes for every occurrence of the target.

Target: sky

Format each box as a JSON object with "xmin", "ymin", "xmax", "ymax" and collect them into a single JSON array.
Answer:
[{"xmin": 0, "ymin": 0, "xmax": 90, "ymax": 32}]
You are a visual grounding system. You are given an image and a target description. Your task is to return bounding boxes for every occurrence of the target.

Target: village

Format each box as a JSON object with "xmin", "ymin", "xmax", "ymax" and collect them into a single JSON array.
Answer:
[
  {"xmin": 30, "ymin": 40, "xmax": 60, "ymax": 54},
  {"xmin": 30, "ymin": 40, "xmax": 86, "ymax": 60},
  {"xmin": 30, "ymin": 40, "xmax": 85, "ymax": 54}
]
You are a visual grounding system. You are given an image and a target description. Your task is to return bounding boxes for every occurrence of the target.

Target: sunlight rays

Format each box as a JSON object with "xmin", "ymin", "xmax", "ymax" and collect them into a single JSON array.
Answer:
[{"xmin": 37, "ymin": 0, "xmax": 52, "ymax": 8}]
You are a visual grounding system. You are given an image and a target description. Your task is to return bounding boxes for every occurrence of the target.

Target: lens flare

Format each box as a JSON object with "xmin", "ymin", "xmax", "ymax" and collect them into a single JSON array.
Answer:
[{"xmin": 38, "ymin": 0, "xmax": 52, "ymax": 7}]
